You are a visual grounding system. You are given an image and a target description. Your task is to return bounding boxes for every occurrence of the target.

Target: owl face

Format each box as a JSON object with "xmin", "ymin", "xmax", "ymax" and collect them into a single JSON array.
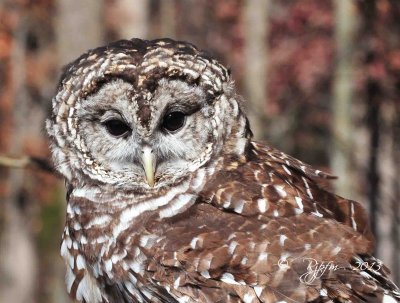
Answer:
[
  {"xmin": 75, "ymin": 78, "xmax": 222, "ymax": 190},
  {"xmin": 47, "ymin": 39, "xmax": 250, "ymax": 193}
]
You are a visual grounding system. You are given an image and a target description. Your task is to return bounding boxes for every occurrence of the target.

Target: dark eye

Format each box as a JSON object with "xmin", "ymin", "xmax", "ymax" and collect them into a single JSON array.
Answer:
[
  {"xmin": 162, "ymin": 111, "xmax": 186, "ymax": 132},
  {"xmin": 103, "ymin": 119, "xmax": 131, "ymax": 137}
]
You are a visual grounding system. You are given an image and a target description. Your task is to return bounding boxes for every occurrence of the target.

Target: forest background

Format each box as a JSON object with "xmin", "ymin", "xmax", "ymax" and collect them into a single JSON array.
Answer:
[{"xmin": 0, "ymin": 1, "xmax": 399, "ymax": 302}]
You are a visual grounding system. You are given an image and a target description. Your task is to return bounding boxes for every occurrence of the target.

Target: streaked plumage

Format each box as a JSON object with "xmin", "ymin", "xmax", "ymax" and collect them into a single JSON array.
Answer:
[{"xmin": 47, "ymin": 38, "xmax": 400, "ymax": 303}]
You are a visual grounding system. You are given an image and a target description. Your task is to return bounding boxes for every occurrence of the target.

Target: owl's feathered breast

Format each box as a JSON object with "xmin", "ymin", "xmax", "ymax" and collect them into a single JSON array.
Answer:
[{"xmin": 62, "ymin": 141, "xmax": 399, "ymax": 303}]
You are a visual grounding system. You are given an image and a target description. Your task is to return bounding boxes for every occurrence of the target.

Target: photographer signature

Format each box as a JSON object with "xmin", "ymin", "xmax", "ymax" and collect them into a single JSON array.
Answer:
[
  {"xmin": 299, "ymin": 258, "xmax": 340, "ymax": 284},
  {"xmin": 278, "ymin": 257, "xmax": 383, "ymax": 284}
]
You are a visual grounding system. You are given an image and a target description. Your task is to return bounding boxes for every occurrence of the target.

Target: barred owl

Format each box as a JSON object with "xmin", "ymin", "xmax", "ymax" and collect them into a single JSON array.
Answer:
[{"xmin": 46, "ymin": 38, "xmax": 399, "ymax": 303}]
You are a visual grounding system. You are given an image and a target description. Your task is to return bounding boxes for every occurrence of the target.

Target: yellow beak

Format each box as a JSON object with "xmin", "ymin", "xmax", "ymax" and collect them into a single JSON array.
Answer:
[{"xmin": 142, "ymin": 147, "xmax": 156, "ymax": 187}]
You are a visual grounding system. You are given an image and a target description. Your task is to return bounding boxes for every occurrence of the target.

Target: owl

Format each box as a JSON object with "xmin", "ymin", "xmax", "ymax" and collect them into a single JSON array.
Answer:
[{"xmin": 46, "ymin": 38, "xmax": 400, "ymax": 303}]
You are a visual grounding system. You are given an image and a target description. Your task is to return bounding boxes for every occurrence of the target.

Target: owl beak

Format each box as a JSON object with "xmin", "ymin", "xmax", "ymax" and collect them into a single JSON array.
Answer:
[{"xmin": 141, "ymin": 147, "xmax": 156, "ymax": 187}]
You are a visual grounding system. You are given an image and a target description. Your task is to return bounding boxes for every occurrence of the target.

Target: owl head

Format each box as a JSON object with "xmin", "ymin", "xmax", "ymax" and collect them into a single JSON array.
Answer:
[{"xmin": 46, "ymin": 38, "xmax": 252, "ymax": 192}]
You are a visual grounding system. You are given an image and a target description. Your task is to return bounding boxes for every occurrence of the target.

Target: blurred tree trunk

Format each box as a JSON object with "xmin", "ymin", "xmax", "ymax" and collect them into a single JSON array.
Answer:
[
  {"xmin": 56, "ymin": 0, "xmax": 104, "ymax": 65},
  {"xmin": 357, "ymin": 0, "xmax": 383, "ymax": 254},
  {"xmin": 0, "ymin": 15, "xmax": 37, "ymax": 303},
  {"xmin": 107, "ymin": 0, "xmax": 149, "ymax": 40},
  {"xmin": 243, "ymin": 0, "xmax": 269, "ymax": 140},
  {"xmin": 378, "ymin": 100, "xmax": 400, "ymax": 284},
  {"xmin": 387, "ymin": 0, "xmax": 400, "ymax": 285},
  {"xmin": 160, "ymin": 0, "xmax": 176, "ymax": 38},
  {"xmin": 177, "ymin": 0, "xmax": 208, "ymax": 48},
  {"xmin": 392, "ymin": 105, "xmax": 400, "ymax": 283},
  {"xmin": 386, "ymin": 0, "xmax": 400, "ymax": 284},
  {"xmin": 356, "ymin": 2, "xmax": 399, "ymax": 279},
  {"xmin": 366, "ymin": 80, "xmax": 381, "ymax": 253},
  {"xmin": 331, "ymin": 0, "xmax": 358, "ymax": 200},
  {"xmin": 378, "ymin": 103, "xmax": 396, "ymax": 274}
]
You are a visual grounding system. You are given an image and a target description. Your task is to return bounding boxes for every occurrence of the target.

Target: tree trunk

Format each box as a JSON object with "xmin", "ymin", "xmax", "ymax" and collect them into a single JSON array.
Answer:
[
  {"xmin": 331, "ymin": 0, "xmax": 358, "ymax": 200},
  {"xmin": 56, "ymin": 0, "xmax": 104, "ymax": 65},
  {"xmin": 0, "ymin": 17, "xmax": 37, "ymax": 303},
  {"xmin": 108, "ymin": 0, "xmax": 149, "ymax": 40},
  {"xmin": 392, "ymin": 106, "xmax": 400, "ymax": 283},
  {"xmin": 243, "ymin": 0, "xmax": 269, "ymax": 140},
  {"xmin": 160, "ymin": 0, "xmax": 176, "ymax": 38}
]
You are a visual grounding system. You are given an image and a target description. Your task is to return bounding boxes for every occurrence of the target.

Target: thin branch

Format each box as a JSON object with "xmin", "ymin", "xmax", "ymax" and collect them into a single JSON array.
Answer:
[
  {"xmin": 0, "ymin": 155, "xmax": 56, "ymax": 174},
  {"xmin": 0, "ymin": 156, "xmax": 30, "ymax": 168}
]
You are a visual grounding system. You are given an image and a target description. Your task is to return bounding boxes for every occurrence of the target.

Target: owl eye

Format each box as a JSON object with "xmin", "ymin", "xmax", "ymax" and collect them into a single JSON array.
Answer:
[
  {"xmin": 103, "ymin": 119, "xmax": 131, "ymax": 137},
  {"xmin": 162, "ymin": 111, "xmax": 186, "ymax": 132}
]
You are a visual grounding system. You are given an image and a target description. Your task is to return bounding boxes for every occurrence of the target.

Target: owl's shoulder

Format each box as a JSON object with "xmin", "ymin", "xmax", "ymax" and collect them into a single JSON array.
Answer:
[
  {"xmin": 249, "ymin": 141, "xmax": 335, "ymax": 181},
  {"xmin": 200, "ymin": 141, "xmax": 373, "ymax": 242}
]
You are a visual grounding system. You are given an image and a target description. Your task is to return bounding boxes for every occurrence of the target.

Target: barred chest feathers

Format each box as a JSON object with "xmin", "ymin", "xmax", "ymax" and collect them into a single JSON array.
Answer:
[{"xmin": 61, "ymin": 166, "xmax": 212, "ymax": 303}]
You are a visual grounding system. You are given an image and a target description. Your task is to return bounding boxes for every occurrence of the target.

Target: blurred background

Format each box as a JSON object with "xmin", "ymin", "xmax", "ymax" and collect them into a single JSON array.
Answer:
[{"xmin": 0, "ymin": 0, "xmax": 399, "ymax": 302}]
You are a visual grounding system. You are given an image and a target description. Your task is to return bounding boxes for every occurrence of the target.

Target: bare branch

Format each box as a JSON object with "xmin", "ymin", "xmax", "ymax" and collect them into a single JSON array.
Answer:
[
  {"xmin": 0, "ymin": 156, "xmax": 30, "ymax": 168},
  {"xmin": 0, "ymin": 155, "xmax": 56, "ymax": 174}
]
